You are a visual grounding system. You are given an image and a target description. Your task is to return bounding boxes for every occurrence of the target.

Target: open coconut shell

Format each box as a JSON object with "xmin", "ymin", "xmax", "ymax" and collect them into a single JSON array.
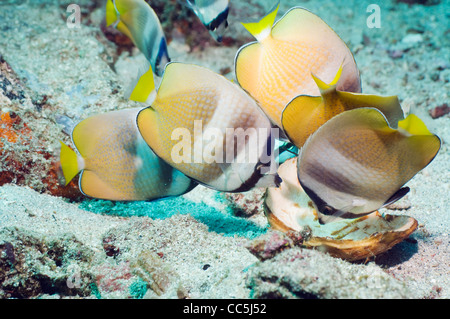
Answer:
[{"xmin": 264, "ymin": 158, "xmax": 418, "ymax": 261}]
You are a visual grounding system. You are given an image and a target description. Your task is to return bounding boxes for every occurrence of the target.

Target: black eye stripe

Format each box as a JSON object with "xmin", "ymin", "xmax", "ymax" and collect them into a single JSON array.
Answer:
[{"xmin": 206, "ymin": 8, "xmax": 229, "ymax": 31}]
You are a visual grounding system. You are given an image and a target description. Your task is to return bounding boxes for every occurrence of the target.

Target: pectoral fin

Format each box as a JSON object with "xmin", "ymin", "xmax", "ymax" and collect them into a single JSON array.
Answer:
[{"xmin": 382, "ymin": 187, "xmax": 410, "ymax": 208}]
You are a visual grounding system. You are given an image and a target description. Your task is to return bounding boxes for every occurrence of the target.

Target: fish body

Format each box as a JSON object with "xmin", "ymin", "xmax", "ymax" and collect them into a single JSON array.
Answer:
[
  {"xmin": 235, "ymin": 3, "xmax": 361, "ymax": 128},
  {"xmin": 106, "ymin": 0, "xmax": 169, "ymax": 76},
  {"xmin": 186, "ymin": 0, "xmax": 230, "ymax": 42},
  {"xmin": 297, "ymin": 108, "xmax": 441, "ymax": 224},
  {"xmin": 135, "ymin": 62, "xmax": 279, "ymax": 192},
  {"xmin": 282, "ymin": 66, "xmax": 405, "ymax": 148},
  {"xmin": 60, "ymin": 108, "xmax": 196, "ymax": 201}
]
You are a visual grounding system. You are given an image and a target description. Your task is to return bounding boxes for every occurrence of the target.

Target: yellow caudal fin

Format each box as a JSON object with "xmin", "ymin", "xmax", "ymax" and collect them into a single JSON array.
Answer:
[
  {"xmin": 282, "ymin": 95, "xmax": 323, "ymax": 148},
  {"xmin": 397, "ymin": 114, "xmax": 441, "ymax": 175},
  {"xmin": 59, "ymin": 141, "xmax": 80, "ymax": 186},
  {"xmin": 129, "ymin": 64, "xmax": 156, "ymax": 103},
  {"xmin": 398, "ymin": 113, "xmax": 433, "ymax": 136},
  {"xmin": 241, "ymin": 1, "xmax": 279, "ymax": 41},
  {"xmin": 105, "ymin": 0, "xmax": 119, "ymax": 26},
  {"xmin": 311, "ymin": 64, "xmax": 343, "ymax": 93}
]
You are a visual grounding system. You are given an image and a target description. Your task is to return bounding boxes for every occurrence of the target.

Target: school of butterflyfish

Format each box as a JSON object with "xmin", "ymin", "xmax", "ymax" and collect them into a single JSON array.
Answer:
[{"xmin": 60, "ymin": 0, "xmax": 441, "ymax": 224}]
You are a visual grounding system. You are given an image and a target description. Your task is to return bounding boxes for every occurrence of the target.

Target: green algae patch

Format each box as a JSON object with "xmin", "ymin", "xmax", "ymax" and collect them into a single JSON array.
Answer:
[
  {"xmin": 129, "ymin": 278, "xmax": 148, "ymax": 299},
  {"xmin": 79, "ymin": 196, "xmax": 267, "ymax": 239}
]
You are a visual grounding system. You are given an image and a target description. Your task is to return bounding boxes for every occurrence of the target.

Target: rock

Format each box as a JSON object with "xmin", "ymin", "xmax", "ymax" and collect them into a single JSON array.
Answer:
[
  {"xmin": 429, "ymin": 103, "xmax": 449, "ymax": 119},
  {"xmin": 247, "ymin": 247, "xmax": 418, "ymax": 299},
  {"xmin": 0, "ymin": 186, "xmax": 258, "ymax": 298},
  {"xmin": 246, "ymin": 229, "xmax": 310, "ymax": 261},
  {"xmin": 224, "ymin": 188, "xmax": 266, "ymax": 217},
  {"xmin": 0, "ymin": 227, "xmax": 95, "ymax": 298}
]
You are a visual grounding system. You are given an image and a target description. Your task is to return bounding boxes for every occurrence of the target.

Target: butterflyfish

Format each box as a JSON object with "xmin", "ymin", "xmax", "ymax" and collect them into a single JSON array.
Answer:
[
  {"xmin": 282, "ymin": 66, "xmax": 405, "ymax": 148},
  {"xmin": 235, "ymin": 3, "xmax": 361, "ymax": 128},
  {"xmin": 186, "ymin": 0, "xmax": 230, "ymax": 42},
  {"xmin": 60, "ymin": 108, "xmax": 197, "ymax": 201},
  {"xmin": 297, "ymin": 107, "xmax": 441, "ymax": 224},
  {"xmin": 105, "ymin": 0, "xmax": 170, "ymax": 76},
  {"xmin": 135, "ymin": 62, "xmax": 280, "ymax": 192}
]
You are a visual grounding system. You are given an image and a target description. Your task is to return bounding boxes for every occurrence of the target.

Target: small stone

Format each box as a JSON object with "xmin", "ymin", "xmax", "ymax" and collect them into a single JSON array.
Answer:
[
  {"xmin": 429, "ymin": 103, "xmax": 449, "ymax": 119},
  {"xmin": 246, "ymin": 229, "xmax": 309, "ymax": 261},
  {"xmin": 202, "ymin": 264, "xmax": 211, "ymax": 270}
]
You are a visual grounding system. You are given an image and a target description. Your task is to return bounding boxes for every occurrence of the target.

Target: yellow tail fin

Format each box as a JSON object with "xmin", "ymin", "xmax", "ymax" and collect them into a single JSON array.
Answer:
[
  {"xmin": 398, "ymin": 114, "xmax": 433, "ymax": 136},
  {"xmin": 241, "ymin": 1, "xmax": 280, "ymax": 41},
  {"xmin": 129, "ymin": 64, "xmax": 156, "ymax": 103},
  {"xmin": 59, "ymin": 141, "xmax": 80, "ymax": 186},
  {"xmin": 311, "ymin": 64, "xmax": 343, "ymax": 92}
]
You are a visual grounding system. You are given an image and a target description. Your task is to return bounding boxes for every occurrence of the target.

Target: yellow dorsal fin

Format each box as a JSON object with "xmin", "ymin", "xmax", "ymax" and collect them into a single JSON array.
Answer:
[
  {"xmin": 398, "ymin": 113, "xmax": 433, "ymax": 136},
  {"xmin": 241, "ymin": 1, "xmax": 280, "ymax": 41},
  {"xmin": 337, "ymin": 92, "xmax": 404, "ymax": 128},
  {"xmin": 129, "ymin": 64, "xmax": 156, "ymax": 103},
  {"xmin": 311, "ymin": 64, "xmax": 343, "ymax": 93},
  {"xmin": 59, "ymin": 141, "xmax": 80, "ymax": 186}
]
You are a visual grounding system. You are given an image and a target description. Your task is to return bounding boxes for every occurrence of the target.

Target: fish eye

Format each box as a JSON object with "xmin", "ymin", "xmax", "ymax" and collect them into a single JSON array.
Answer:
[
  {"xmin": 322, "ymin": 206, "xmax": 334, "ymax": 216},
  {"xmin": 208, "ymin": 20, "xmax": 218, "ymax": 31}
]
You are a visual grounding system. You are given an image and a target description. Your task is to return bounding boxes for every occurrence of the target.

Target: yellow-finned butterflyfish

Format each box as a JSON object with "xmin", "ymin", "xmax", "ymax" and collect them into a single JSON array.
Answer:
[
  {"xmin": 105, "ymin": 0, "xmax": 170, "ymax": 76},
  {"xmin": 297, "ymin": 108, "xmax": 441, "ymax": 224},
  {"xmin": 134, "ymin": 62, "xmax": 280, "ymax": 192},
  {"xmin": 186, "ymin": 0, "xmax": 230, "ymax": 42},
  {"xmin": 235, "ymin": 2, "xmax": 361, "ymax": 128},
  {"xmin": 282, "ymin": 66, "xmax": 405, "ymax": 148},
  {"xmin": 60, "ymin": 108, "xmax": 196, "ymax": 201}
]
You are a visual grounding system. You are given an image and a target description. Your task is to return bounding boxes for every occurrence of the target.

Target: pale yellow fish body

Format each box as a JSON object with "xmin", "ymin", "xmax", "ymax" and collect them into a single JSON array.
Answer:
[
  {"xmin": 282, "ymin": 67, "xmax": 404, "ymax": 148},
  {"xmin": 137, "ymin": 63, "xmax": 277, "ymax": 192},
  {"xmin": 60, "ymin": 108, "xmax": 195, "ymax": 201},
  {"xmin": 235, "ymin": 5, "xmax": 361, "ymax": 128},
  {"xmin": 297, "ymin": 108, "xmax": 441, "ymax": 223}
]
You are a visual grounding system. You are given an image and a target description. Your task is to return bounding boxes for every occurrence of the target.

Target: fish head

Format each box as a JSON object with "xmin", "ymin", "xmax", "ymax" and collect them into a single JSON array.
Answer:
[
  {"xmin": 187, "ymin": 0, "xmax": 230, "ymax": 42},
  {"xmin": 206, "ymin": 6, "xmax": 229, "ymax": 42}
]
